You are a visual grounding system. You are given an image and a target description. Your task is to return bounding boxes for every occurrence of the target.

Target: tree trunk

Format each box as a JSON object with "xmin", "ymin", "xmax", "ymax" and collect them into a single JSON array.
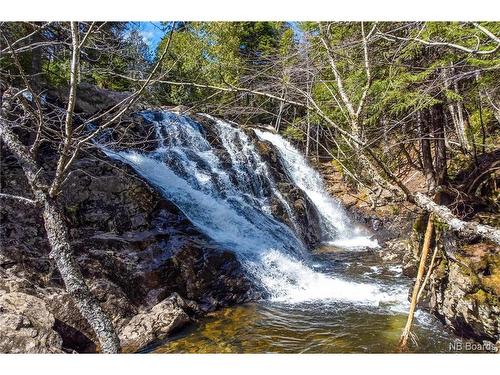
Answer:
[
  {"xmin": 41, "ymin": 196, "xmax": 121, "ymax": 353},
  {"xmin": 305, "ymin": 113, "xmax": 311, "ymax": 157},
  {"xmin": 414, "ymin": 192, "xmax": 500, "ymax": 245},
  {"xmin": 274, "ymin": 87, "xmax": 286, "ymax": 132},
  {"xmin": 315, "ymin": 124, "xmax": 320, "ymax": 160},
  {"xmin": 432, "ymin": 104, "xmax": 448, "ymax": 188},
  {"xmin": 446, "ymin": 68, "xmax": 470, "ymax": 152},
  {"xmin": 351, "ymin": 118, "xmax": 361, "ymax": 148},
  {"xmin": 0, "ymin": 119, "xmax": 121, "ymax": 353},
  {"xmin": 419, "ymin": 110, "xmax": 436, "ymax": 192},
  {"xmin": 477, "ymin": 92, "xmax": 486, "ymax": 154}
]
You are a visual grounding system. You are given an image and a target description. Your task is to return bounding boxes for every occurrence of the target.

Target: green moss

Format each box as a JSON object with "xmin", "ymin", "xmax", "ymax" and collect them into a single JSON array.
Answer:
[
  {"xmin": 434, "ymin": 256, "xmax": 448, "ymax": 280},
  {"xmin": 482, "ymin": 275, "xmax": 500, "ymax": 297},
  {"xmin": 409, "ymin": 214, "xmax": 429, "ymax": 257},
  {"xmin": 412, "ymin": 213, "xmax": 428, "ymax": 234},
  {"xmin": 468, "ymin": 288, "xmax": 499, "ymax": 308},
  {"xmin": 469, "ymin": 289, "xmax": 488, "ymax": 304},
  {"xmin": 481, "ymin": 254, "xmax": 500, "ymax": 296},
  {"xmin": 433, "ymin": 218, "xmax": 449, "ymax": 232}
]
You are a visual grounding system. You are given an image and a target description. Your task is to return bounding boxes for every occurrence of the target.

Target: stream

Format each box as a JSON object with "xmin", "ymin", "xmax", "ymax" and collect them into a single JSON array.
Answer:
[
  {"xmin": 103, "ymin": 110, "xmax": 468, "ymax": 353},
  {"xmin": 154, "ymin": 247, "xmax": 464, "ymax": 353}
]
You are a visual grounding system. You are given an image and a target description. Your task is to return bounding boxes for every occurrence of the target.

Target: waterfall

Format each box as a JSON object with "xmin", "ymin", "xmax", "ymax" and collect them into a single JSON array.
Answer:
[
  {"xmin": 102, "ymin": 111, "xmax": 403, "ymax": 306},
  {"xmin": 254, "ymin": 129, "xmax": 379, "ymax": 249}
]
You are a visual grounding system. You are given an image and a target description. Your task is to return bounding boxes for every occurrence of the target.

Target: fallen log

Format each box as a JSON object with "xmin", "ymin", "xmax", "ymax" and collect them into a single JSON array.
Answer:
[{"xmin": 414, "ymin": 192, "xmax": 500, "ymax": 246}]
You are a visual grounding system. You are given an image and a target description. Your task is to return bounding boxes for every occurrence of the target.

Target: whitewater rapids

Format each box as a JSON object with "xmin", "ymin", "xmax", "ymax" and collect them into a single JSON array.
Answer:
[{"xmin": 102, "ymin": 111, "xmax": 406, "ymax": 308}]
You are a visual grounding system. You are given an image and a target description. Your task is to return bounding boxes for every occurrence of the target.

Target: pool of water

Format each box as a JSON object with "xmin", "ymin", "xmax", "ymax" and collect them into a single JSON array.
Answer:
[{"xmin": 154, "ymin": 246, "xmax": 470, "ymax": 353}]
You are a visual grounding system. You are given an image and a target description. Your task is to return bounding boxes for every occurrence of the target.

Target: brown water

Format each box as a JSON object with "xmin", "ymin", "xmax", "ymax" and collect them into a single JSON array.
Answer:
[
  {"xmin": 155, "ymin": 302, "xmax": 462, "ymax": 353},
  {"xmin": 153, "ymin": 247, "xmax": 472, "ymax": 353}
]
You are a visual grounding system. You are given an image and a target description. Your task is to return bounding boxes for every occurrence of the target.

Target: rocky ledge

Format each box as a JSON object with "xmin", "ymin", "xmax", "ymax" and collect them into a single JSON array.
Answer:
[
  {"xmin": 403, "ymin": 214, "xmax": 499, "ymax": 345},
  {"xmin": 0, "ymin": 148, "xmax": 259, "ymax": 353}
]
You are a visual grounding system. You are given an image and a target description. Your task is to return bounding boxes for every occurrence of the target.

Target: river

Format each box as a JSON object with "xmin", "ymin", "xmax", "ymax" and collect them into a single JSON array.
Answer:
[{"xmin": 102, "ymin": 110, "xmax": 469, "ymax": 353}]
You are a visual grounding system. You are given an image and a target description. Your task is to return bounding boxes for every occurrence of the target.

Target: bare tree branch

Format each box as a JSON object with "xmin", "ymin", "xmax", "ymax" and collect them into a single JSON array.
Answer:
[
  {"xmin": 49, "ymin": 21, "xmax": 80, "ymax": 197},
  {"xmin": 0, "ymin": 192, "xmax": 38, "ymax": 206},
  {"xmin": 377, "ymin": 23, "xmax": 500, "ymax": 55}
]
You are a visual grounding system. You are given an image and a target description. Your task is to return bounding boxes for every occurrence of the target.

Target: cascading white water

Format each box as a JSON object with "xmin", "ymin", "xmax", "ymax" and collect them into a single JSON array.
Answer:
[
  {"xmin": 254, "ymin": 129, "xmax": 379, "ymax": 249},
  {"xmin": 102, "ymin": 111, "xmax": 404, "ymax": 307}
]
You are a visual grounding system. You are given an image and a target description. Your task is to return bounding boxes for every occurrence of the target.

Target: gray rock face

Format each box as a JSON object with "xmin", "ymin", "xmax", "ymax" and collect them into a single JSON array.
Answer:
[
  {"xmin": 434, "ymin": 262, "xmax": 499, "ymax": 341},
  {"xmin": 0, "ymin": 292, "xmax": 63, "ymax": 353},
  {"xmin": 119, "ymin": 294, "xmax": 190, "ymax": 353},
  {"xmin": 0, "ymin": 107, "xmax": 338, "ymax": 353},
  {"xmin": 1, "ymin": 149, "xmax": 257, "ymax": 352},
  {"xmin": 408, "ymin": 226, "xmax": 500, "ymax": 344}
]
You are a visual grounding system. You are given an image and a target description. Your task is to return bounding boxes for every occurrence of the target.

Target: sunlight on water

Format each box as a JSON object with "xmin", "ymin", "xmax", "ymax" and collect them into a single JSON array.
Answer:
[
  {"xmin": 244, "ymin": 249, "xmax": 406, "ymax": 306},
  {"xmin": 102, "ymin": 111, "xmax": 399, "ymax": 306},
  {"xmin": 327, "ymin": 237, "xmax": 380, "ymax": 249},
  {"xmin": 154, "ymin": 297, "xmax": 463, "ymax": 353},
  {"xmin": 254, "ymin": 129, "xmax": 378, "ymax": 248}
]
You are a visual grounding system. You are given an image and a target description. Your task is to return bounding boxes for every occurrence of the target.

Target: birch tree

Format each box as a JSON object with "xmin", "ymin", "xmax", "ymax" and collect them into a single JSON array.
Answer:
[{"xmin": 0, "ymin": 21, "xmax": 175, "ymax": 352}]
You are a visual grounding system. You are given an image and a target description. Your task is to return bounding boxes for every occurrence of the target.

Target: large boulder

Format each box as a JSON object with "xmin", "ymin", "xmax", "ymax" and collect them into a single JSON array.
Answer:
[
  {"xmin": 119, "ymin": 293, "xmax": 191, "ymax": 353},
  {"xmin": 0, "ymin": 292, "xmax": 63, "ymax": 353}
]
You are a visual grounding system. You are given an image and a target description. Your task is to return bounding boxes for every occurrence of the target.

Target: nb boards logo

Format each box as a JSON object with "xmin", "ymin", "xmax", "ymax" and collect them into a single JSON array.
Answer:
[{"xmin": 449, "ymin": 340, "xmax": 498, "ymax": 353}]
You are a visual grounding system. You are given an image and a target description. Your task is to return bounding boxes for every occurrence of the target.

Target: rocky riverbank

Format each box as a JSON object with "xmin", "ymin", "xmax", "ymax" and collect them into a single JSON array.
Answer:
[
  {"xmin": 0, "ymin": 99, "xmax": 323, "ymax": 352},
  {"xmin": 317, "ymin": 161, "xmax": 499, "ymax": 347},
  {"xmin": 405, "ymin": 216, "xmax": 499, "ymax": 345},
  {"xmin": 0, "ymin": 149, "xmax": 260, "ymax": 352},
  {"xmin": 0, "ymin": 87, "xmax": 497, "ymax": 352}
]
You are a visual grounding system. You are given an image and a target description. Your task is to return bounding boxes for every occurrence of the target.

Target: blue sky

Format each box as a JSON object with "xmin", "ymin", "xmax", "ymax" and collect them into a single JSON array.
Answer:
[
  {"xmin": 129, "ymin": 22, "xmax": 168, "ymax": 51},
  {"xmin": 129, "ymin": 21, "xmax": 304, "ymax": 53}
]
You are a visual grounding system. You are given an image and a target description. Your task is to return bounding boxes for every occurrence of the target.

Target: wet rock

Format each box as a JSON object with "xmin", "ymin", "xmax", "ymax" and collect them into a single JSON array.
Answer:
[
  {"xmin": 255, "ymin": 140, "xmax": 278, "ymax": 164},
  {"xmin": 1, "ymin": 143, "xmax": 259, "ymax": 351},
  {"xmin": 255, "ymin": 139, "xmax": 323, "ymax": 248},
  {"xmin": 411, "ymin": 226, "xmax": 500, "ymax": 343},
  {"xmin": 131, "ymin": 238, "xmax": 261, "ymax": 312},
  {"xmin": 290, "ymin": 193, "xmax": 322, "ymax": 247},
  {"xmin": 0, "ymin": 292, "xmax": 63, "ymax": 353},
  {"xmin": 88, "ymin": 176, "xmax": 127, "ymax": 194},
  {"xmin": 119, "ymin": 294, "xmax": 190, "ymax": 353}
]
